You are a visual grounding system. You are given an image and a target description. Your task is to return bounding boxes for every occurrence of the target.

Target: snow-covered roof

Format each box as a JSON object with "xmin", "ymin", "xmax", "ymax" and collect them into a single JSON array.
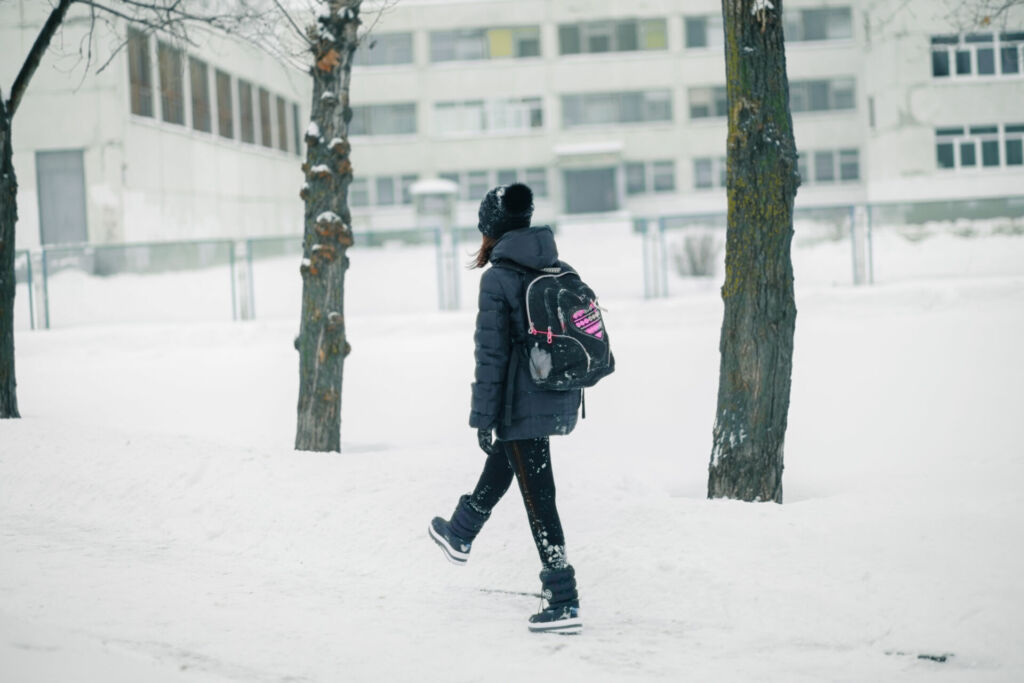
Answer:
[
  {"xmin": 553, "ymin": 141, "xmax": 625, "ymax": 157},
  {"xmin": 410, "ymin": 178, "xmax": 459, "ymax": 196}
]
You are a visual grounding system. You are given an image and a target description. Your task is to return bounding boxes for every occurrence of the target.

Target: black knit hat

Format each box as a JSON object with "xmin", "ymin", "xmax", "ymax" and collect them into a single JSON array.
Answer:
[{"xmin": 477, "ymin": 183, "xmax": 534, "ymax": 239}]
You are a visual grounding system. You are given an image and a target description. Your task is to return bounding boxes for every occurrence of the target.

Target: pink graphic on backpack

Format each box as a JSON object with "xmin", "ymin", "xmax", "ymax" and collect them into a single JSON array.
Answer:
[{"xmin": 572, "ymin": 303, "xmax": 604, "ymax": 339}]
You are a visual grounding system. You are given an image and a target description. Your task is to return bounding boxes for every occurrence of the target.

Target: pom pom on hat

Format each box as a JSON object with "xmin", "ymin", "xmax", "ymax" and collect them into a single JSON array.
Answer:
[{"xmin": 477, "ymin": 183, "xmax": 534, "ymax": 238}]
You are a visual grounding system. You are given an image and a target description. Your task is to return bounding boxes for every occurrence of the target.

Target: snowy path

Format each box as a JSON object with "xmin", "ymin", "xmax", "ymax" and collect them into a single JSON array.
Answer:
[{"xmin": 2, "ymin": 276, "xmax": 1024, "ymax": 681}]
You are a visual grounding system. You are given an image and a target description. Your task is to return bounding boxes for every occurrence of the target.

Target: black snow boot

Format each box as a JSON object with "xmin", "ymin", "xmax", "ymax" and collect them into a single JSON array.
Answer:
[
  {"xmin": 528, "ymin": 566, "xmax": 581, "ymax": 634},
  {"xmin": 428, "ymin": 494, "xmax": 490, "ymax": 565}
]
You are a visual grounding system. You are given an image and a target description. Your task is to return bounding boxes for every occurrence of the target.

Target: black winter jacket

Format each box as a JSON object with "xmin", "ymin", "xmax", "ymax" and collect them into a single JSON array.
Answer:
[{"xmin": 469, "ymin": 226, "xmax": 582, "ymax": 441}]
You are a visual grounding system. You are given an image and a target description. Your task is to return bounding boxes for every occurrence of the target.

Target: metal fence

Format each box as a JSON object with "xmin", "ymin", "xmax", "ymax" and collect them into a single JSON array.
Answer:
[{"xmin": 11, "ymin": 195, "xmax": 1024, "ymax": 330}]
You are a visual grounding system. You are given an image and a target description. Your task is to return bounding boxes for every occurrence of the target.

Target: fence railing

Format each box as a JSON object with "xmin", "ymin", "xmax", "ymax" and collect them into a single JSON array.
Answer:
[
  {"xmin": 13, "ymin": 228, "xmax": 468, "ymax": 330},
  {"xmin": 11, "ymin": 196, "xmax": 1023, "ymax": 330}
]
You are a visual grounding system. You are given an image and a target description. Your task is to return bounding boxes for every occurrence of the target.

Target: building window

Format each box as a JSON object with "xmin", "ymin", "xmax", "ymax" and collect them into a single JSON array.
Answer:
[
  {"xmin": 276, "ymin": 96, "xmax": 289, "ymax": 152},
  {"xmin": 354, "ymin": 32, "xmax": 414, "ymax": 66},
  {"xmin": 258, "ymin": 88, "xmax": 273, "ymax": 148},
  {"xmin": 1007, "ymin": 124, "xmax": 1024, "ymax": 165},
  {"xmin": 932, "ymin": 32, "xmax": 1024, "ymax": 78},
  {"xmin": 237, "ymin": 80, "xmax": 255, "ymax": 143},
  {"xmin": 349, "ymin": 177, "xmax": 370, "ymax": 207},
  {"xmin": 693, "ymin": 157, "xmax": 727, "ymax": 189},
  {"xmin": 292, "ymin": 103, "xmax": 301, "ymax": 156},
  {"xmin": 434, "ymin": 100, "xmax": 484, "ymax": 134},
  {"xmin": 559, "ymin": 18, "xmax": 668, "ymax": 55},
  {"xmin": 127, "ymin": 28, "xmax": 153, "ymax": 117},
  {"xmin": 783, "ymin": 8, "xmax": 853, "ymax": 42},
  {"xmin": 937, "ymin": 124, "xmax": 1023, "ymax": 169},
  {"xmin": 188, "ymin": 57, "xmax": 211, "ymax": 133},
  {"xmin": 839, "ymin": 149, "xmax": 860, "ymax": 180},
  {"xmin": 798, "ymin": 148, "xmax": 860, "ymax": 184},
  {"xmin": 652, "ymin": 161, "xmax": 675, "ymax": 192},
  {"xmin": 789, "ymin": 78, "xmax": 856, "ymax": 113},
  {"xmin": 684, "ymin": 15, "xmax": 724, "ymax": 49},
  {"xmin": 349, "ymin": 103, "xmax": 417, "ymax": 136},
  {"xmin": 376, "ymin": 177, "xmax": 396, "ymax": 205},
  {"xmin": 688, "ymin": 86, "xmax": 728, "ymax": 119},
  {"xmin": 466, "ymin": 170, "xmax": 490, "ymax": 200},
  {"xmin": 400, "ymin": 174, "xmax": 419, "ymax": 204},
  {"xmin": 436, "ymin": 169, "xmax": 548, "ymax": 201},
  {"xmin": 562, "ymin": 90, "xmax": 672, "ymax": 127},
  {"xmin": 430, "ymin": 26, "xmax": 541, "ymax": 62},
  {"xmin": 625, "ymin": 162, "xmax": 646, "ymax": 194},
  {"xmin": 157, "ymin": 41, "xmax": 184, "ymax": 125},
  {"xmin": 215, "ymin": 70, "xmax": 233, "ymax": 139},
  {"xmin": 434, "ymin": 97, "xmax": 543, "ymax": 136},
  {"xmin": 525, "ymin": 167, "xmax": 548, "ymax": 197},
  {"xmin": 354, "ymin": 174, "xmax": 420, "ymax": 206},
  {"xmin": 814, "ymin": 151, "xmax": 836, "ymax": 182},
  {"xmin": 626, "ymin": 161, "xmax": 675, "ymax": 194}
]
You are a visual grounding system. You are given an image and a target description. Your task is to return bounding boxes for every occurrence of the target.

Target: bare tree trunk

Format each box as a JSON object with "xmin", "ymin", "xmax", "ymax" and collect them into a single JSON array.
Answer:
[
  {"xmin": 0, "ymin": 96, "xmax": 19, "ymax": 418},
  {"xmin": 1, "ymin": 0, "xmax": 75, "ymax": 419},
  {"xmin": 707, "ymin": 0, "xmax": 800, "ymax": 503},
  {"xmin": 294, "ymin": 1, "xmax": 361, "ymax": 452}
]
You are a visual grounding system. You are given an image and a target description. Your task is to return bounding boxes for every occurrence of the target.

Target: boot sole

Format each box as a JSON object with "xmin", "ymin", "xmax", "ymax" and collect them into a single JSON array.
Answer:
[
  {"xmin": 428, "ymin": 523, "xmax": 469, "ymax": 565},
  {"xmin": 528, "ymin": 615, "xmax": 582, "ymax": 634}
]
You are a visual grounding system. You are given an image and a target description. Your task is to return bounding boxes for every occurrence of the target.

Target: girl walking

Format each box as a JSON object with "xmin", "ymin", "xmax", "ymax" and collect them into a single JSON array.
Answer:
[{"xmin": 429, "ymin": 182, "xmax": 584, "ymax": 634}]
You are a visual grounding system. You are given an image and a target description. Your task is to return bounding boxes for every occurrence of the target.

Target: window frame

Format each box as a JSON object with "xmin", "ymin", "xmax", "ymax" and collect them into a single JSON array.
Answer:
[
  {"xmin": 783, "ymin": 7, "xmax": 854, "ymax": 43},
  {"xmin": 562, "ymin": 89, "xmax": 673, "ymax": 128},
  {"xmin": 692, "ymin": 156, "xmax": 727, "ymax": 190},
  {"xmin": 931, "ymin": 32, "xmax": 1024, "ymax": 79},
  {"xmin": 157, "ymin": 40, "xmax": 185, "ymax": 126},
  {"xmin": 688, "ymin": 86, "xmax": 728, "ymax": 119},
  {"xmin": 237, "ymin": 79, "xmax": 255, "ymax": 144},
  {"xmin": 788, "ymin": 78, "xmax": 857, "ymax": 114},
  {"xmin": 684, "ymin": 15, "xmax": 724, "ymax": 49},
  {"xmin": 349, "ymin": 103, "xmax": 418, "ymax": 137},
  {"xmin": 127, "ymin": 28, "xmax": 154, "ymax": 118},
  {"xmin": 188, "ymin": 56, "xmax": 211, "ymax": 133},
  {"xmin": 215, "ymin": 69, "xmax": 234, "ymax": 140},
  {"xmin": 354, "ymin": 31, "xmax": 414, "ymax": 67},
  {"xmin": 430, "ymin": 26, "xmax": 542, "ymax": 62},
  {"xmin": 796, "ymin": 148, "xmax": 860, "ymax": 184},
  {"xmin": 558, "ymin": 17, "xmax": 669, "ymax": 55}
]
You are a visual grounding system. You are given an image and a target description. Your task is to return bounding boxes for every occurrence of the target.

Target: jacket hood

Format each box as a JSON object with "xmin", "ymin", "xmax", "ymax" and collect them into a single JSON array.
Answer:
[{"xmin": 490, "ymin": 226, "xmax": 558, "ymax": 270}]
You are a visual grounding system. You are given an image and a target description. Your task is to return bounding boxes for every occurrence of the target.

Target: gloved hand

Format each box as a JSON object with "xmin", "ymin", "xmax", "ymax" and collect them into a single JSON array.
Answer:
[{"xmin": 477, "ymin": 428, "xmax": 497, "ymax": 456}]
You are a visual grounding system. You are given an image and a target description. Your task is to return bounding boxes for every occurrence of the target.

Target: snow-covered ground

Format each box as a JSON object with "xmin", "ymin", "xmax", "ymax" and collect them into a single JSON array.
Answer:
[{"xmin": 2, "ymin": 229, "xmax": 1024, "ymax": 682}]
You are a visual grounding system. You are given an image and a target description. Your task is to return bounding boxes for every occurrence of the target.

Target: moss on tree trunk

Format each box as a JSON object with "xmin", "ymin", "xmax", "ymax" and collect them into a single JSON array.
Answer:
[
  {"xmin": 294, "ymin": 2, "xmax": 361, "ymax": 452},
  {"xmin": 707, "ymin": 0, "xmax": 800, "ymax": 503}
]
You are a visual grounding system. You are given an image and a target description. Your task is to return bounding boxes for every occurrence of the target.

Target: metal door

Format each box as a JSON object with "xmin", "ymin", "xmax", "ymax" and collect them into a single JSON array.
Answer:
[{"xmin": 35, "ymin": 149, "xmax": 88, "ymax": 244}]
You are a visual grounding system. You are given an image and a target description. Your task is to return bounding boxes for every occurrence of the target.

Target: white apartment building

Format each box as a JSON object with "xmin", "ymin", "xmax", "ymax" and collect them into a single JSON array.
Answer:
[
  {"xmin": 3, "ymin": 0, "xmax": 1022, "ymax": 248},
  {"xmin": 1, "ymin": 1, "xmax": 310, "ymax": 249},
  {"xmin": 346, "ymin": 0, "xmax": 1024, "ymax": 232}
]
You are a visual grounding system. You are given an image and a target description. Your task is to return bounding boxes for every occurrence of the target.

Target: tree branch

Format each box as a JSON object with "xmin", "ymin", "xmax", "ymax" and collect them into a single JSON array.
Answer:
[{"xmin": 7, "ymin": 0, "xmax": 76, "ymax": 118}]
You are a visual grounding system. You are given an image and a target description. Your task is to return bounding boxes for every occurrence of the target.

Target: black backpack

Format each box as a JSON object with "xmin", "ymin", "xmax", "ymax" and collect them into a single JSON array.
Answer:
[{"xmin": 495, "ymin": 261, "xmax": 615, "ymax": 392}]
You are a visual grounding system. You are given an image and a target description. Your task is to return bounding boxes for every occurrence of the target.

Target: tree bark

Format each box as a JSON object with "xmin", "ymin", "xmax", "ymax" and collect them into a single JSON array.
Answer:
[
  {"xmin": 1, "ymin": 0, "xmax": 75, "ymax": 419},
  {"xmin": 708, "ymin": 0, "xmax": 800, "ymax": 503},
  {"xmin": 0, "ymin": 96, "xmax": 20, "ymax": 419},
  {"xmin": 294, "ymin": 1, "xmax": 361, "ymax": 452}
]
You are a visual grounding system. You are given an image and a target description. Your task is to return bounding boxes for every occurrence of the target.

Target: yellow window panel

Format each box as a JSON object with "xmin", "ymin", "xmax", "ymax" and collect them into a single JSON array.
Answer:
[
  {"xmin": 642, "ymin": 20, "xmax": 668, "ymax": 50},
  {"xmin": 488, "ymin": 28, "xmax": 514, "ymax": 58}
]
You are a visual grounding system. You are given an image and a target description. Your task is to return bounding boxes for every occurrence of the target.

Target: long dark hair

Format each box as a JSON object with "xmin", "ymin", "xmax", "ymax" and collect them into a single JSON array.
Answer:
[{"xmin": 469, "ymin": 234, "xmax": 497, "ymax": 269}]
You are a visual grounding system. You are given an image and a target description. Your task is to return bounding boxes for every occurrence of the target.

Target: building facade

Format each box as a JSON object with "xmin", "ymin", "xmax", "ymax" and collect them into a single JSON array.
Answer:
[
  {"xmin": 3, "ymin": 0, "xmax": 1022, "ymax": 248},
  {"xmin": 346, "ymin": 0, "xmax": 1024, "ymax": 231},
  {"xmin": 2, "ymin": 1, "xmax": 310, "ymax": 249}
]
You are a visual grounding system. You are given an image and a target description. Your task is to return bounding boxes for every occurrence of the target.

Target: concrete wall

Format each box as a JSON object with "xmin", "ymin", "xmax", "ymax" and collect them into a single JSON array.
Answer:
[{"xmin": 2, "ymin": 1, "xmax": 311, "ymax": 248}]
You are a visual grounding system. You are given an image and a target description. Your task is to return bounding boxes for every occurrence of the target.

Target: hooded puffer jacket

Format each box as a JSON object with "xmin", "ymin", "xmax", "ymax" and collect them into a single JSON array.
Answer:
[{"xmin": 469, "ymin": 226, "xmax": 582, "ymax": 441}]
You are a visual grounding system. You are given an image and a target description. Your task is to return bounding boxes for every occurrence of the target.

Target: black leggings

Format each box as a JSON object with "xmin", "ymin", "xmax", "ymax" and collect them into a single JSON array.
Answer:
[{"xmin": 468, "ymin": 437, "xmax": 568, "ymax": 570}]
